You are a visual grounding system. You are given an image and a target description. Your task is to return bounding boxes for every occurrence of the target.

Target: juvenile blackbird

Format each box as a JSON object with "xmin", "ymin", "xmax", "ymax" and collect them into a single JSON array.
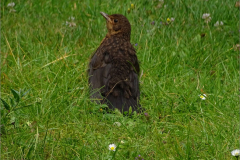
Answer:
[{"xmin": 88, "ymin": 12, "xmax": 141, "ymax": 113}]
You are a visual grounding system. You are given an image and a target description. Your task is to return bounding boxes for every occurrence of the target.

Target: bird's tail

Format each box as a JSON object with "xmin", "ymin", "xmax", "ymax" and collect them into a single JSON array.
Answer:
[{"xmin": 102, "ymin": 87, "xmax": 141, "ymax": 114}]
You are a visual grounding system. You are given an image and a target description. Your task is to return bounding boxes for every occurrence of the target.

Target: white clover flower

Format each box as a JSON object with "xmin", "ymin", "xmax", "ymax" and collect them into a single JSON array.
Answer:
[
  {"xmin": 7, "ymin": 2, "xmax": 15, "ymax": 7},
  {"xmin": 202, "ymin": 13, "xmax": 211, "ymax": 23},
  {"xmin": 234, "ymin": 44, "xmax": 240, "ymax": 51},
  {"xmin": 157, "ymin": 0, "xmax": 164, "ymax": 8},
  {"xmin": 113, "ymin": 122, "xmax": 121, "ymax": 127},
  {"xmin": 214, "ymin": 21, "xmax": 223, "ymax": 27},
  {"xmin": 170, "ymin": 17, "xmax": 175, "ymax": 22},
  {"xmin": 66, "ymin": 21, "xmax": 76, "ymax": 27},
  {"xmin": 109, "ymin": 144, "xmax": 117, "ymax": 151},
  {"xmin": 7, "ymin": 2, "xmax": 16, "ymax": 13},
  {"xmin": 214, "ymin": 21, "xmax": 219, "ymax": 27},
  {"xmin": 231, "ymin": 149, "xmax": 240, "ymax": 156},
  {"xmin": 199, "ymin": 94, "xmax": 206, "ymax": 100},
  {"xmin": 66, "ymin": 17, "xmax": 76, "ymax": 27},
  {"xmin": 69, "ymin": 22, "xmax": 76, "ymax": 27},
  {"xmin": 202, "ymin": 13, "xmax": 210, "ymax": 19}
]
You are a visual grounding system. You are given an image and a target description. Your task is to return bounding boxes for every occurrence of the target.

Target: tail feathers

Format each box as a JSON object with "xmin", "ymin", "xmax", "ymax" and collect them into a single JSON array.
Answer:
[{"xmin": 103, "ymin": 94, "xmax": 141, "ymax": 113}]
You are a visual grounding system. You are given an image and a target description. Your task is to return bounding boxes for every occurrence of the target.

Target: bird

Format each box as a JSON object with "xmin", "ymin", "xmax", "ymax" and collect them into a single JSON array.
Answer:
[{"xmin": 88, "ymin": 12, "xmax": 141, "ymax": 113}]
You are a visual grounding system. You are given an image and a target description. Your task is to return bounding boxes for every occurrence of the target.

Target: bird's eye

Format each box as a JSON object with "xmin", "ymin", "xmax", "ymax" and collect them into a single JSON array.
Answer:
[{"xmin": 114, "ymin": 19, "xmax": 118, "ymax": 23}]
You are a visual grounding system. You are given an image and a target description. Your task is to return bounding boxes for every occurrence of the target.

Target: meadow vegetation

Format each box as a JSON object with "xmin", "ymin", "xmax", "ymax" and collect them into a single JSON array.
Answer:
[{"xmin": 1, "ymin": 0, "xmax": 239, "ymax": 159}]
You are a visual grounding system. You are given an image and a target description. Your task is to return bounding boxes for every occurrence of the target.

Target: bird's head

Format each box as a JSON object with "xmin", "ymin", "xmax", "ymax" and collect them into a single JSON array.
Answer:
[{"xmin": 100, "ymin": 12, "xmax": 131, "ymax": 40}]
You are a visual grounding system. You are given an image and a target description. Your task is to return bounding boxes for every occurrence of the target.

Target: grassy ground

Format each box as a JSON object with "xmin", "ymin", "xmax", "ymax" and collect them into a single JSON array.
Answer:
[{"xmin": 1, "ymin": 0, "xmax": 239, "ymax": 159}]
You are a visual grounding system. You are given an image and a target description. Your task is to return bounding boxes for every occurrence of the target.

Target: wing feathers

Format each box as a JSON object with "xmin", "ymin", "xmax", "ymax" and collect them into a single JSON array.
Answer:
[{"xmin": 89, "ymin": 37, "xmax": 141, "ymax": 113}]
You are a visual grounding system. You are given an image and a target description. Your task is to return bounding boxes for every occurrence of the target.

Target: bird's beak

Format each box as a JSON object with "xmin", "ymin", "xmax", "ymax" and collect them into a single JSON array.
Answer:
[{"xmin": 100, "ymin": 12, "xmax": 111, "ymax": 22}]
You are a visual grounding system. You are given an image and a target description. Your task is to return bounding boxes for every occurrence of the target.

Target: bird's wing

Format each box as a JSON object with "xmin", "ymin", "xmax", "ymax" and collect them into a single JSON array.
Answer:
[
  {"xmin": 89, "ymin": 38, "xmax": 141, "ymax": 112},
  {"xmin": 124, "ymin": 41, "xmax": 140, "ymax": 74},
  {"xmin": 89, "ymin": 51, "xmax": 105, "ymax": 99}
]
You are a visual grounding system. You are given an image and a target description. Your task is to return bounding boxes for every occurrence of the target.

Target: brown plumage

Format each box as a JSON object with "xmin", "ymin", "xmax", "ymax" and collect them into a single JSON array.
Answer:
[{"xmin": 88, "ymin": 12, "xmax": 141, "ymax": 113}]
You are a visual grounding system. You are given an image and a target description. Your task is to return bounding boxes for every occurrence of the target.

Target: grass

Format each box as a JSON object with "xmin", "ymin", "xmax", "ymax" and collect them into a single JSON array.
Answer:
[{"xmin": 1, "ymin": 0, "xmax": 239, "ymax": 159}]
